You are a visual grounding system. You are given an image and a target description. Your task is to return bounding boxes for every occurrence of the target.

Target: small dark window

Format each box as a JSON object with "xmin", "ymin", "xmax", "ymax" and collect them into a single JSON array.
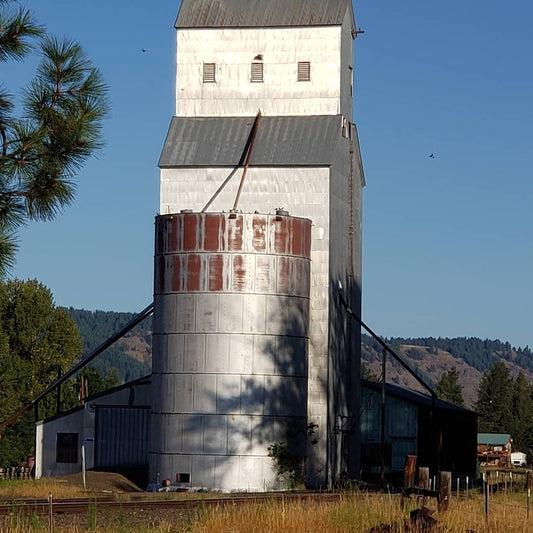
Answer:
[
  {"xmin": 203, "ymin": 63, "xmax": 216, "ymax": 83},
  {"xmin": 177, "ymin": 472, "xmax": 190, "ymax": 483},
  {"xmin": 56, "ymin": 433, "xmax": 78, "ymax": 463},
  {"xmin": 297, "ymin": 61, "xmax": 311, "ymax": 82},
  {"xmin": 251, "ymin": 62, "xmax": 263, "ymax": 83}
]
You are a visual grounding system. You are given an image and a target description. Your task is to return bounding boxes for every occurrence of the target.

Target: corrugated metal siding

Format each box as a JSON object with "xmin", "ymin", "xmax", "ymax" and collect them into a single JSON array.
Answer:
[
  {"xmin": 150, "ymin": 212, "xmax": 311, "ymax": 490},
  {"xmin": 159, "ymin": 115, "xmax": 342, "ymax": 167},
  {"xmin": 95, "ymin": 407, "xmax": 150, "ymax": 468},
  {"xmin": 175, "ymin": 0, "xmax": 354, "ymax": 31}
]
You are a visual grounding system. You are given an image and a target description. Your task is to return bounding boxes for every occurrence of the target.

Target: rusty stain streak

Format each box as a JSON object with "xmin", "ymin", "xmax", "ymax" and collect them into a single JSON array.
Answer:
[
  {"xmin": 255, "ymin": 255, "xmax": 273, "ymax": 293},
  {"xmin": 182, "ymin": 213, "xmax": 198, "ymax": 251},
  {"xmin": 209, "ymin": 254, "xmax": 224, "ymax": 292},
  {"xmin": 204, "ymin": 214, "xmax": 221, "ymax": 251},
  {"xmin": 227, "ymin": 215, "xmax": 243, "ymax": 251},
  {"xmin": 232, "ymin": 255, "xmax": 247, "ymax": 292},
  {"xmin": 187, "ymin": 254, "xmax": 201, "ymax": 291},
  {"xmin": 155, "ymin": 213, "xmax": 312, "ymax": 296},
  {"xmin": 252, "ymin": 215, "xmax": 266, "ymax": 252},
  {"xmin": 272, "ymin": 217, "xmax": 288, "ymax": 254}
]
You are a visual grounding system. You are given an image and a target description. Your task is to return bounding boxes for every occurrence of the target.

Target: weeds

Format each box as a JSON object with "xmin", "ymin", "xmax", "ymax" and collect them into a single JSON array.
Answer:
[{"xmin": 87, "ymin": 500, "xmax": 98, "ymax": 530}]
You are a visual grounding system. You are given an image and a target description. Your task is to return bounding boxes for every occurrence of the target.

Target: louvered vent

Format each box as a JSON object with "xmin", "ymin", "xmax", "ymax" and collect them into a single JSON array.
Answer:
[
  {"xmin": 203, "ymin": 63, "xmax": 216, "ymax": 83},
  {"xmin": 297, "ymin": 61, "xmax": 311, "ymax": 82},
  {"xmin": 251, "ymin": 62, "xmax": 264, "ymax": 83}
]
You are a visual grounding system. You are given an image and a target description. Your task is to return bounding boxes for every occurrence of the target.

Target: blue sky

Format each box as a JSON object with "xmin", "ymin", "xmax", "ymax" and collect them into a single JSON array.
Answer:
[{"xmin": 5, "ymin": 1, "xmax": 533, "ymax": 348}]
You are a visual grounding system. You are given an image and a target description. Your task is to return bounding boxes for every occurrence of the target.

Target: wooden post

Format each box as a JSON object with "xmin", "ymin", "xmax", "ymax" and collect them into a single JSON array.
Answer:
[
  {"xmin": 418, "ymin": 467, "xmax": 430, "ymax": 490},
  {"xmin": 438, "ymin": 471, "xmax": 452, "ymax": 512},
  {"xmin": 403, "ymin": 455, "xmax": 417, "ymax": 491},
  {"xmin": 485, "ymin": 471, "xmax": 490, "ymax": 522},
  {"xmin": 417, "ymin": 466, "xmax": 430, "ymax": 506},
  {"xmin": 526, "ymin": 470, "xmax": 533, "ymax": 491}
]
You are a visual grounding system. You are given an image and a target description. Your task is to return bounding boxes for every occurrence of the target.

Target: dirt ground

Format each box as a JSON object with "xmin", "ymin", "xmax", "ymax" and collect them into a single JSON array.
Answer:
[{"xmin": 56, "ymin": 471, "xmax": 144, "ymax": 494}]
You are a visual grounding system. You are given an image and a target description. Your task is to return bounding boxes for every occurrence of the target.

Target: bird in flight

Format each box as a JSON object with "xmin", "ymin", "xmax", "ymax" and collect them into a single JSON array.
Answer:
[{"xmin": 429, "ymin": 153, "xmax": 435, "ymax": 158}]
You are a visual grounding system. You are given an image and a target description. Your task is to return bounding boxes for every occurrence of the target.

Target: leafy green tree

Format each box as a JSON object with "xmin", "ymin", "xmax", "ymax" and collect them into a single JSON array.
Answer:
[
  {"xmin": 474, "ymin": 361, "xmax": 513, "ymax": 433},
  {"xmin": 0, "ymin": 279, "xmax": 82, "ymax": 464},
  {"xmin": 435, "ymin": 367, "xmax": 464, "ymax": 406},
  {"xmin": 0, "ymin": 0, "xmax": 108, "ymax": 275}
]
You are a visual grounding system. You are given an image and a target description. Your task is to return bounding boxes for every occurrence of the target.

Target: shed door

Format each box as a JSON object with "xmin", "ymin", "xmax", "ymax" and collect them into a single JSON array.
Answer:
[{"xmin": 95, "ymin": 406, "xmax": 150, "ymax": 468}]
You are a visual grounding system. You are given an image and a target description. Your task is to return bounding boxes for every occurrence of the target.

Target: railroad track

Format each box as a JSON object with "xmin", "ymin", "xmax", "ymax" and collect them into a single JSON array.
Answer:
[{"xmin": 0, "ymin": 491, "xmax": 343, "ymax": 516}]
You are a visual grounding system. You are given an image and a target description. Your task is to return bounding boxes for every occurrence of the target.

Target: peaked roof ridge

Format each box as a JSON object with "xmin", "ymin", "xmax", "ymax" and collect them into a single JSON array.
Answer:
[{"xmin": 175, "ymin": 0, "xmax": 355, "ymax": 33}]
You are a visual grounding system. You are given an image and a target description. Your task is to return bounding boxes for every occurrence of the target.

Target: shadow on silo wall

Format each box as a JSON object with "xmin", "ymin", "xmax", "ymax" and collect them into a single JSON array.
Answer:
[{"xmin": 171, "ymin": 300, "xmax": 320, "ymax": 491}]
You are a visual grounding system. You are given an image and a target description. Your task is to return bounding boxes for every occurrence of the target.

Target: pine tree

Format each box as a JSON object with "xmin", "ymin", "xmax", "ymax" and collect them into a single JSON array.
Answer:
[
  {"xmin": 0, "ymin": 1, "xmax": 108, "ymax": 275},
  {"xmin": 435, "ymin": 367, "xmax": 464, "ymax": 406},
  {"xmin": 510, "ymin": 372, "xmax": 533, "ymax": 455},
  {"xmin": 474, "ymin": 361, "xmax": 513, "ymax": 433}
]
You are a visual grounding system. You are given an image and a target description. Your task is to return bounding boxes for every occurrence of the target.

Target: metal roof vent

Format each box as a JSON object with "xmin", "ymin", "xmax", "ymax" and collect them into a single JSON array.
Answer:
[{"xmin": 275, "ymin": 208, "xmax": 289, "ymax": 220}]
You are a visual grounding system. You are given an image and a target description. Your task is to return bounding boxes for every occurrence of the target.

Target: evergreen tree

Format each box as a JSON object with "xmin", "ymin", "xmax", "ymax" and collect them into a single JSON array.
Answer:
[
  {"xmin": 361, "ymin": 361, "xmax": 378, "ymax": 381},
  {"xmin": 435, "ymin": 367, "xmax": 464, "ymax": 406},
  {"xmin": 510, "ymin": 372, "xmax": 533, "ymax": 455},
  {"xmin": 474, "ymin": 361, "xmax": 513, "ymax": 433},
  {"xmin": 78, "ymin": 365, "xmax": 120, "ymax": 398},
  {"xmin": 0, "ymin": 0, "xmax": 108, "ymax": 275}
]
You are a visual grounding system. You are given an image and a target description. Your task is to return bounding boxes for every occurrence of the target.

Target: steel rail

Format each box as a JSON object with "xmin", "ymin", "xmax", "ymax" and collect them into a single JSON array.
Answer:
[{"xmin": 0, "ymin": 491, "xmax": 343, "ymax": 516}]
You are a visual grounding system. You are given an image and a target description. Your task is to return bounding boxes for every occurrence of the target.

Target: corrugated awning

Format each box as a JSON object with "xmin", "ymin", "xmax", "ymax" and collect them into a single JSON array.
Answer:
[{"xmin": 158, "ymin": 115, "xmax": 345, "ymax": 168}]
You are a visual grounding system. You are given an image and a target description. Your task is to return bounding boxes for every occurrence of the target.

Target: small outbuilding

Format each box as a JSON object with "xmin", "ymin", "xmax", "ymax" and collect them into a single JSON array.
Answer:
[
  {"xmin": 360, "ymin": 379, "xmax": 478, "ymax": 481},
  {"xmin": 35, "ymin": 377, "xmax": 151, "ymax": 487},
  {"xmin": 477, "ymin": 433, "xmax": 512, "ymax": 467}
]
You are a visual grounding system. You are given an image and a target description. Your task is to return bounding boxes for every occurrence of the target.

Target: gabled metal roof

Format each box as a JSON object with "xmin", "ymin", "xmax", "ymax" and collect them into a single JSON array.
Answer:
[
  {"xmin": 159, "ymin": 115, "xmax": 344, "ymax": 168},
  {"xmin": 362, "ymin": 379, "xmax": 477, "ymax": 416},
  {"xmin": 477, "ymin": 433, "xmax": 511, "ymax": 446},
  {"xmin": 175, "ymin": 0, "xmax": 355, "ymax": 32}
]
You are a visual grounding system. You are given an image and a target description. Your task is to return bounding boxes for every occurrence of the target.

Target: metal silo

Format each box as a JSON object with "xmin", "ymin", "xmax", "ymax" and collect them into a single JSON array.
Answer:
[{"xmin": 149, "ymin": 211, "xmax": 312, "ymax": 491}]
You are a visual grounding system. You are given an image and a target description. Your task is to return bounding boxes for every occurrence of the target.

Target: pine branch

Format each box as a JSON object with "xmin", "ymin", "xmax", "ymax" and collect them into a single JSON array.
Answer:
[
  {"xmin": 0, "ymin": 6, "xmax": 44, "ymax": 62},
  {"xmin": 0, "ymin": 15, "xmax": 108, "ymax": 274}
]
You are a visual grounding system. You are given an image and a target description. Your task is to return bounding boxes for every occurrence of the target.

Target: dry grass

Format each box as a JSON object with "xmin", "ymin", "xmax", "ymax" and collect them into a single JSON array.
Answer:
[
  {"xmin": 180, "ymin": 491, "xmax": 533, "ymax": 533},
  {"xmin": 0, "ymin": 478, "xmax": 86, "ymax": 500},
  {"xmin": 1, "ymin": 485, "xmax": 533, "ymax": 532}
]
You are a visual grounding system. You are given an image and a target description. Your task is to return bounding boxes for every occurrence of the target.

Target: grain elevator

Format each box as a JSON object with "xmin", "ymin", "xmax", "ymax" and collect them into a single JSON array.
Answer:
[{"xmin": 150, "ymin": 0, "xmax": 365, "ymax": 490}]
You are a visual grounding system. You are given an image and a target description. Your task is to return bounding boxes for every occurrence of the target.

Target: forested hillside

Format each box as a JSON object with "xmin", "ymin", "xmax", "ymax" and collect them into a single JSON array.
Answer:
[
  {"xmin": 65, "ymin": 308, "xmax": 152, "ymax": 384},
  {"xmin": 362, "ymin": 334, "xmax": 533, "ymax": 408},
  {"xmin": 64, "ymin": 307, "xmax": 533, "ymax": 410}
]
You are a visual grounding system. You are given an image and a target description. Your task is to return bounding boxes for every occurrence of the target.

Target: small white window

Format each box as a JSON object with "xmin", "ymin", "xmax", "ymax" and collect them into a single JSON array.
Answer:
[
  {"xmin": 251, "ymin": 62, "xmax": 263, "ymax": 83},
  {"xmin": 203, "ymin": 63, "xmax": 216, "ymax": 83},
  {"xmin": 297, "ymin": 61, "xmax": 311, "ymax": 82}
]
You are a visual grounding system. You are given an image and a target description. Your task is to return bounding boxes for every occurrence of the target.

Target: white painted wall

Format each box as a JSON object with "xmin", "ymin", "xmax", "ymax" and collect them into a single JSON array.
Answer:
[
  {"xmin": 176, "ymin": 26, "xmax": 343, "ymax": 117},
  {"xmin": 37, "ymin": 409, "xmax": 85, "ymax": 478},
  {"xmin": 35, "ymin": 381, "xmax": 151, "ymax": 479}
]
